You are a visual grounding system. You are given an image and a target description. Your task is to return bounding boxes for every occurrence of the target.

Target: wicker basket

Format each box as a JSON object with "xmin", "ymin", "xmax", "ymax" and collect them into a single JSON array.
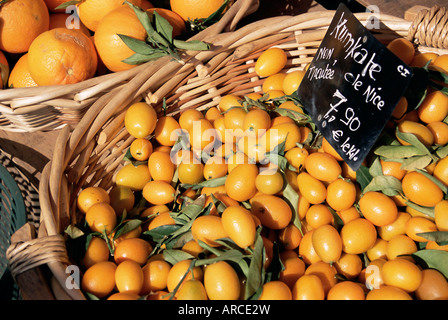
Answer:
[
  {"xmin": 0, "ymin": 0, "xmax": 259, "ymax": 133},
  {"xmin": 11, "ymin": 5, "xmax": 448, "ymax": 300}
]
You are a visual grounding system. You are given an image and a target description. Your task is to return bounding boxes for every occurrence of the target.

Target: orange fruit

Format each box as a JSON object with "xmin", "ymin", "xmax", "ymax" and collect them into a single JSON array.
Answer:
[
  {"xmin": 417, "ymin": 90, "xmax": 448, "ymax": 124},
  {"xmin": 203, "ymin": 156, "xmax": 228, "ymax": 180},
  {"xmin": 334, "ymin": 252, "xmax": 363, "ymax": 280},
  {"xmin": 427, "ymin": 121, "xmax": 448, "ymax": 145},
  {"xmin": 125, "ymin": 102, "xmax": 158, "ymax": 139},
  {"xmin": 176, "ymin": 279, "xmax": 208, "ymax": 300},
  {"xmin": 298, "ymin": 230, "xmax": 321, "ymax": 265},
  {"xmin": 261, "ymin": 122, "xmax": 301, "ymax": 153},
  {"xmin": 147, "ymin": 211, "xmax": 176, "ymax": 231},
  {"xmin": 336, "ymin": 206, "xmax": 360, "ymax": 225},
  {"xmin": 415, "ymin": 269, "xmax": 448, "ymax": 300},
  {"xmin": 177, "ymin": 153, "xmax": 205, "ymax": 185},
  {"xmin": 107, "ymin": 292, "xmax": 140, "ymax": 300},
  {"xmin": 304, "ymin": 261, "xmax": 337, "ymax": 295},
  {"xmin": 204, "ymin": 106, "xmax": 223, "ymax": 124},
  {"xmin": 292, "ymin": 274, "xmax": 325, "ymax": 300},
  {"xmin": 405, "ymin": 216, "xmax": 438, "ymax": 242},
  {"xmin": 377, "ymin": 211, "xmax": 411, "ymax": 241},
  {"xmin": 325, "ymin": 178, "xmax": 356, "ymax": 211},
  {"xmin": 304, "ymin": 152, "xmax": 341, "ymax": 182},
  {"xmin": 181, "ymin": 239, "xmax": 203, "ymax": 258},
  {"xmin": 358, "ymin": 191, "xmax": 398, "ymax": 226},
  {"xmin": 166, "ymin": 259, "xmax": 203, "ymax": 293},
  {"xmin": 366, "ymin": 285, "xmax": 412, "ymax": 300},
  {"xmin": 254, "ymin": 169, "xmax": 284, "ymax": 195},
  {"xmin": 148, "ymin": 151, "xmax": 175, "ymax": 183},
  {"xmin": 191, "ymin": 215, "xmax": 228, "ymax": 247},
  {"xmin": 278, "ymin": 223, "xmax": 302, "ymax": 251},
  {"xmin": 49, "ymin": 13, "xmax": 91, "ymax": 37},
  {"xmin": 433, "ymin": 54, "xmax": 448, "ymax": 74},
  {"xmin": 189, "ymin": 118, "xmax": 217, "ymax": 151},
  {"xmin": 250, "ymin": 194, "xmax": 293, "ymax": 230},
  {"xmin": 279, "ymin": 257, "xmax": 306, "ymax": 289},
  {"xmin": 327, "ymin": 281, "xmax": 365, "ymax": 300},
  {"xmin": 305, "ymin": 203, "xmax": 334, "ymax": 229},
  {"xmin": 340, "ymin": 218, "xmax": 377, "ymax": 254},
  {"xmin": 218, "ymin": 94, "xmax": 242, "ymax": 112},
  {"xmin": 115, "ymin": 260, "xmax": 144, "ymax": 294},
  {"xmin": 435, "ymin": 200, "xmax": 448, "ymax": 231},
  {"xmin": 225, "ymin": 164, "xmax": 258, "ymax": 202},
  {"xmin": 44, "ymin": 0, "xmax": 69, "ymax": 12},
  {"xmin": 81, "ymin": 261, "xmax": 117, "ymax": 298},
  {"xmin": 0, "ymin": 0, "xmax": 49, "ymax": 54},
  {"xmin": 94, "ymin": 5, "xmax": 147, "ymax": 72},
  {"xmin": 82, "ymin": 237, "xmax": 110, "ymax": 269},
  {"xmin": 401, "ymin": 171, "xmax": 444, "ymax": 207},
  {"xmin": 285, "ymin": 146, "xmax": 309, "ymax": 171},
  {"xmin": 243, "ymin": 108, "xmax": 271, "ymax": 137},
  {"xmin": 77, "ymin": 186, "xmax": 110, "ymax": 214},
  {"xmin": 114, "ymin": 237, "xmax": 152, "ymax": 265},
  {"xmin": 147, "ymin": 8, "xmax": 186, "ymax": 38},
  {"xmin": 397, "ymin": 120, "xmax": 434, "ymax": 146},
  {"xmin": 179, "ymin": 109, "xmax": 205, "ymax": 132},
  {"xmin": 130, "ymin": 138, "xmax": 153, "ymax": 161},
  {"xmin": 258, "ymin": 281, "xmax": 292, "ymax": 300},
  {"xmin": 386, "ymin": 38, "xmax": 415, "ymax": 65},
  {"xmin": 366, "ymin": 238, "xmax": 388, "ymax": 261},
  {"xmin": 85, "ymin": 202, "xmax": 117, "ymax": 234},
  {"xmin": 391, "ymin": 96, "xmax": 408, "ymax": 120},
  {"xmin": 223, "ymin": 107, "xmax": 247, "ymax": 138},
  {"xmin": 255, "ymin": 47, "xmax": 288, "ymax": 77},
  {"xmin": 27, "ymin": 28, "xmax": 97, "ymax": 86},
  {"xmin": 321, "ymin": 137, "xmax": 343, "ymax": 161},
  {"xmin": 204, "ymin": 261, "xmax": 240, "ymax": 300},
  {"xmin": 78, "ymin": 0, "xmax": 142, "ymax": 32},
  {"xmin": 221, "ymin": 206, "xmax": 256, "ymax": 249},
  {"xmin": 283, "ymin": 70, "xmax": 306, "ymax": 96},
  {"xmin": 380, "ymin": 159, "xmax": 406, "ymax": 181},
  {"xmin": 154, "ymin": 116, "xmax": 182, "ymax": 147},
  {"xmin": 115, "ymin": 163, "xmax": 151, "ymax": 192},
  {"xmin": 170, "ymin": 0, "xmax": 226, "ymax": 21},
  {"xmin": 434, "ymin": 156, "xmax": 448, "ymax": 186},
  {"xmin": 262, "ymin": 73, "xmax": 286, "ymax": 92},
  {"xmin": 386, "ymin": 234, "xmax": 418, "ymax": 260},
  {"xmin": 142, "ymin": 180, "xmax": 175, "ymax": 205},
  {"xmin": 0, "ymin": 50, "xmax": 9, "ymax": 88},
  {"xmin": 311, "ymin": 224, "xmax": 342, "ymax": 264},
  {"xmin": 382, "ymin": 258, "xmax": 422, "ymax": 292},
  {"xmin": 140, "ymin": 259, "xmax": 171, "ymax": 294},
  {"xmin": 410, "ymin": 52, "xmax": 438, "ymax": 68},
  {"xmin": 297, "ymin": 172, "xmax": 327, "ymax": 204}
]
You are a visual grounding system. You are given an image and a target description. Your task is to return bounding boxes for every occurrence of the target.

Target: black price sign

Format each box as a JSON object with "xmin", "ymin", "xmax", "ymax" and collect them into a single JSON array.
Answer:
[{"xmin": 297, "ymin": 3, "xmax": 413, "ymax": 171}]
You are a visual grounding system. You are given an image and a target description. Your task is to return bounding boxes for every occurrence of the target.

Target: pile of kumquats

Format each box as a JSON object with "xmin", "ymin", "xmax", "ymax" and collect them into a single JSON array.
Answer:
[{"xmin": 68, "ymin": 37, "xmax": 448, "ymax": 300}]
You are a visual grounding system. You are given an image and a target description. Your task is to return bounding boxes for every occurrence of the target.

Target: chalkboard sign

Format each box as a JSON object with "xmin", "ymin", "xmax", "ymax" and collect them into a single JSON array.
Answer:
[{"xmin": 297, "ymin": 3, "xmax": 413, "ymax": 171}]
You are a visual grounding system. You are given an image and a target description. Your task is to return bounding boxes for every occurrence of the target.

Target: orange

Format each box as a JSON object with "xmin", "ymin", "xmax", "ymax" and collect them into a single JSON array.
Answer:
[
  {"xmin": 154, "ymin": 116, "xmax": 182, "ymax": 147},
  {"xmin": 177, "ymin": 156, "xmax": 205, "ymax": 185},
  {"xmin": 107, "ymin": 292, "xmax": 140, "ymax": 300},
  {"xmin": 261, "ymin": 122, "xmax": 301, "ymax": 153},
  {"xmin": 204, "ymin": 106, "xmax": 223, "ymax": 124},
  {"xmin": 304, "ymin": 152, "xmax": 341, "ymax": 182},
  {"xmin": 305, "ymin": 204, "xmax": 334, "ymax": 229},
  {"xmin": 81, "ymin": 261, "xmax": 117, "ymax": 298},
  {"xmin": 218, "ymin": 94, "xmax": 242, "ymax": 112},
  {"xmin": 358, "ymin": 191, "xmax": 398, "ymax": 226},
  {"xmin": 191, "ymin": 215, "xmax": 228, "ymax": 247},
  {"xmin": 340, "ymin": 218, "xmax": 377, "ymax": 254},
  {"xmin": 366, "ymin": 238, "xmax": 388, "ymax": 261},
  {"xmin": 382, "ymin": 258, "xmax": 422, "ymax": 292},
  {"xmin": 325, "ymin": 178, "xmax": 356, "ymax": 211},
  {"xmin": 292, "ymin": 274, "xmax": 325, "ymax": 300},
  {"xmin": 327, "ymin": 281, "xmax": 365, "ymax": 300},
  {"xmin": 147, "ymin": 8, "xmax": 186, "ymax": 38},
  {"xmin": 82, "ymin": 237, "xmax": 110, "ymax": 269},
  {"xmin": 223, "ymin": 107, "xmax": 247, "ymax": 139},
  {"xmin": 278, "ymin": 223, "xmax": 302, "ymax": 251},
  {"xmin": 243, "ymin": 108, "xmax": 271, "ymax": 137},
  {"xmin": 386, "ymin": 234, "xmax": 417, "ymax": 260},
  {"xmin": 427, "ymin": 121, "xmax": 448, "ymax": 145},
  {"xmin": 142, "ymin": 180, "xmax": 175, "ymax": 205},
  {"xmin": 258, "ymin": 281, "xmax": 292, "ymax": 300},
  {"xmin": 176, "ymin": 279, "xmax": 208, "ymax": 300},
  {"xmin": 304, "ymin": 261, "xmax": 337, "ymax": 295},
  {"xmin": 130, "ymin": 138, "xmax": 153, "ymax": 161},
  {"xmin": 386, "ymin": 38, "xmax": 415, "ymax": 65},
  {"xmin": 181, "ymin": 239, "xmax": 203, "ymax": 257},
  {"xmin": 0, "ymin": 50, "xmax": 8, "ymax": 88},
  {"xmin": 114, "ymin": 238, "xmax": 152, "ymax": 265},
  {"xmin": 285, "ymin": 147, "xmax": 309, "ymax": 171},
  {"xmin": 417, "ymin": 90, "xmax": 448, "ymax": 124},
  {"xmin": 124, "ymin": 102, "xmax": 158, "ymax": 139},
  {"xmin": 380, "ymin": 159, "xmax": 406, "ymax": 181},
  {"xmin": 189, "ymin": 118, "xmax": 217, "ymax": 151},
  {"xmin": 298, "ymin": 230, "xmax": 321, "ymax": 265},
  {"xmin": 297, "ymin": 172, "xmax": 327, "ymax": 204},
  {"xmin": 434, "ymin": 156, "xmax": 448, "ymax": 186},
  {"xmin": 115, "ymin": 163, "xmax": 151, "ymax": 191},
  {"xmin": 203, "ymin": 156, "xmax": 228, "ymax": 180},
  {"xmin": 270, "ymin": 115, "xmax": 294, "ymax": 127},
  {"xmin": 85, "ymin": 202, "xmax": 117, "ymax": 234},
  {"xmin": 262, "ymin": 73, "xmax": 286, "ymax": 92},
  {"xmin": 225, "ymin": 164, "xmax": 258, "ymax": 202},
  {"xmin": 321, "ymin": 137, "xmax": 343, "ymax": 161},
  {"xmin": 279, "ymin": 257, "xmax": 306, "ymax": 289},
  {"xmin": 250, "ymin": 194, "xmax": 293, "ymax": 230},
  {"xmin": 0, "ymin": 0, "xmax": 49, "ymax": 54},
  {"xmin": 311, "ymin": 225, "xmax": 342, "ymax": 264},
  {"xmin": 49, "ymin": 13, "xmax": 91, "ymax": 37},
  {"xmin": 27, "ymin": 28, "xmax": 97, "ymax": 86},
  {"xmin": 377, "ymin": 211, "xmax": 411, "ymax": 241},
  {"xmin": 179, "ymin": 109, "xmax": 205, "ymax": 132},
  {"xmin": 336, "ymin": 206, "xmax": 360, "ymax": 225},
  {"xmin": 140, "ymin": 259, "xmax": 171, "ymax": 294},
  {"xmin": 391, "ymin": 96, "xmax": 408, "ymax": 120},
  {"xmin": 401, "ymin": 171, "xmax": 444, "ymax": 207},
  {"xmin": 411, "ymin": 52, "xmax": 438, "ymax": 68},
  {"xmin": 44, "ymin": 0, "xmax": 69, "ymax": 12},
  {"xmin": 77, "ymin": 186, "xmax": 110, "ymax": 214},
  {"xmin": 237, "ymin": 134, "xmax": 267, "ymax": 164},
  {"xmin": 366, "ymin": 285, "xmax": 412, "ymax": 300},
  {"xmin": 147, "ymin": 211, "xmax": 176, "ymax": 231},
  {"xmin": 435, "ymin": 200, "xmax": 448, "ymax": 231},
  {"xmin": 166, "ymin": 259, "xmax": 203, "ymax": 293},
  {"xmin": 283, "ymin": 70, "xmax": 306, "ymax": 95},
  {"xmin": 255, "ymin": 47, "xmax": 288, "ymax": 77},
  {"xmin": 115, "ymin": 260, "xmax": 144, "ymax": 294},
  {"xmin": 254, "ymin": 169, "xmax": 284, "ymax": 195},
  {"xmin": 78, "ymin": 0, "xmax": 142, "ymax": 32},
  {"xmin": 405, "ymin": 216, "xmax": 438, "ymax": 242},
  {"xmin": 363, "ymin": 258, "xmax": 386, "ymax": 290},
  {"xmin": 170, "ymin": 0, "xmax": 226, "ymax": 22},
  {"xmin": 415, "ymin": 269, "xmax": 448, "ymax": 300},
  {"xmin": 204, "ymin": 261, "xmax": 240, "ymax": 300},
  {"xmin": 433, "ymin": 54, "xmax": 448, "ymax": 74},
  {"xmin": 397, "ymin": 120, "xmax": 434, "ymax": 146},
  {"xmin": 94, "ymin": 5, "xmax": 147, "ymax": 72},
  {"xmin": 148, "ymin": 151, "xmax": 175, "ymax": 183},
  {"xmin": 334, "ymin": 253, "xmax": 363, "ymax": 280},
  {"xmin": 221, "ymin": 206, "xmax": 256, "ymax": 249}
]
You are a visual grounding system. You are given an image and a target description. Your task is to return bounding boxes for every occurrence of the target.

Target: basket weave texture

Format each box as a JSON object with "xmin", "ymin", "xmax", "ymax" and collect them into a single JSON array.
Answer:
[{"xmin": 8, "ymin": 5, "xmax": 448, "ymax": 300}]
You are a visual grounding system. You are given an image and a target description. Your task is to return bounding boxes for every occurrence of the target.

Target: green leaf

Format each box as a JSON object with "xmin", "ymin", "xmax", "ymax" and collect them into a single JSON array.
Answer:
[
  {"xmin": 153, "ymin": 10, "xmax": 174, "ymax": 44},
  {"xmin": 113, "ymin": 219, "xmax": 142, "ymax": 240},
  {"xmin": 374, "ymin": 144, "xmax": 428, "ymax": 159},
  {"xmin": 405, "ymin": 200, "xmax": 435, "ymax": 218},
  {"xmin": 395, "ymin": 129, "xmax": 435, "ymax": 160},
  {"xmin": 245, "ymin": 231, "xmax": 265, "ymax": 299},
  {"xmin": 404, "ymin": 66, "xmax": 429, "ymax": 111},
  {"xmin": 416, "ymin": 231, "xmax": 448, "ymax": 245},
  {"xmin": 194, "ymin": 249, "xmax": 247, "ymax": 267},
  {"xmin": 64, "ymin": 224, "xmax": 85, "ymax": 239},
  {"xmin": 173, "ymin": 39, "xmax": 211, "ymax": 51},
  {"xmin": 362, "ymin": 175, "xmax": 402, "ymax": 196},
  {"xmin": 181, "ymin": 176, "xmax": 227, "ymax": 190},
  {"xmin": 436, "ymin": 144, "xmax": 448, "ymax": 159},
  {"xmin": 356, "ymin": 165, "xmax": 373, "ymax": 191},
  {"xmin": 54, "ymin": 0, "xmax": 81, "ymax": 10},
  {"xmin": 162, "ymin": 250, "xmax": 195, "ymax": 266},
  {"xmin": 281, "ymin": 174, "xmax": 301, "ymax": 232},
  {"xmin": 413, "ymin": 250, "xmax": 448, "ymax": 278},
  {"xmin": 144, "ymin": 224, "xmax": 181, "ymax": 243},
  {"xmin": 368, "ymin": 157, "xmax": 383, "ymax": 177},
  {"xmin": 400, "ymin": 155, "xmax": 433, "ymax": 171},
  {"xmin": 118, "ymin": 34, "xmax": 158, "ymax": 55}
]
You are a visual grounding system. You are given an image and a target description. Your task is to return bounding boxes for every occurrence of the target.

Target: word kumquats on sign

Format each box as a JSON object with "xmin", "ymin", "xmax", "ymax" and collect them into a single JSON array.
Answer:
[{"xmin": 68, "ymin": 42, "xmax": 448, "ymax": 301}]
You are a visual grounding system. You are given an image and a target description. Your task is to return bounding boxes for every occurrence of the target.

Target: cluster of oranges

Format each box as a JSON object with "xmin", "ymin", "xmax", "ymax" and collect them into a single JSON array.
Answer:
[
  {"xmin": 73, "ymin": 38, "xmax": 448, "ymax": 301},
  {"xmin": 0, "ymin": 0, "xmax": 227, "ymax": 88}
]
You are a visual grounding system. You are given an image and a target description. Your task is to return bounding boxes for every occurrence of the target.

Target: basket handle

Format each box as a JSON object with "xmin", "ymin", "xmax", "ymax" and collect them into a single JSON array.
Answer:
[{"xmin": 405, "ymin": 5, "xmax": 448, "ymax": 49}]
